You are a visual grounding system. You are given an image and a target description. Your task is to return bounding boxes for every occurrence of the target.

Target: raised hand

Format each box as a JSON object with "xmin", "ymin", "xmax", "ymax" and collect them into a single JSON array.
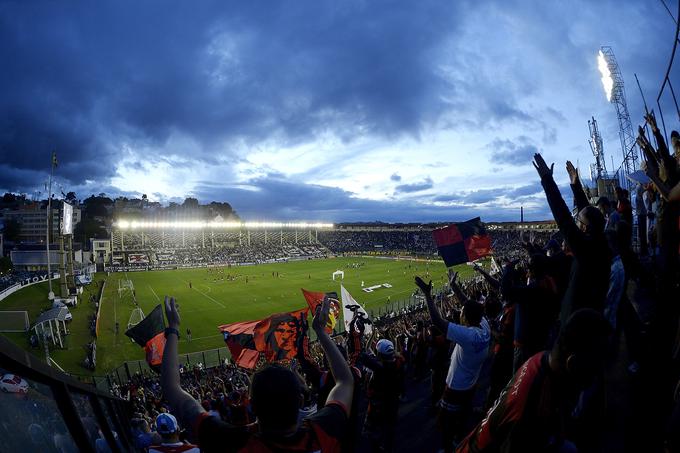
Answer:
[
  {"xmin": 447, "ymin": 269, "xmax": 459, "ymax": 287},
  {"xmin": 566, "ymin": 161, "xmax": 579, "ymax": 185},
  {"xmin": 533, "ymin": 153, "xmax": 554, "ymax": 179},
  {"xmin": 164, "ymin": 296, "xmax": 180, "ymax": 329},
  {"xmin": 645, "ymin": 112, "xmax": 659, "ymax": 133},
  {"xmin": 415, "ymin": 276, "xmax": 432, "ymax": 297},
  {"xmin": 312, "ymin": 296, "xmax": 332, "ymax": 333}
]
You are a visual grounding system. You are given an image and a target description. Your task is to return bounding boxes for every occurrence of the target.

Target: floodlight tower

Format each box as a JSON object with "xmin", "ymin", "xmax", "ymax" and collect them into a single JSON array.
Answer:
[
  {"xmin": 597, "ymin": 47, "xmax": 639, "ymax": 190},
  {"xmin": 588, "ymin": 117, "xmax": 607, "ymax": 181}
]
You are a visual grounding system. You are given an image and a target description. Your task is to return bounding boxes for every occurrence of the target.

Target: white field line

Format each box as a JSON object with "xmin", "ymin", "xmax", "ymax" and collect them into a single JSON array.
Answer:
[
  {"xmin": 148, "ymin": 284, "xmax": 161, "ymax": 302},
  {"xmin": 180, "ymin": 278, "xmax": 225, "ymax": 308}
]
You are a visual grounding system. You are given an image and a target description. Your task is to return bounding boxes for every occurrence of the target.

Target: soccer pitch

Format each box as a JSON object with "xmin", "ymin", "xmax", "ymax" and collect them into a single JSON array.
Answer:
[{"xmin": 2, "ymin": 257, "xmax": 474, "ymax": 373}]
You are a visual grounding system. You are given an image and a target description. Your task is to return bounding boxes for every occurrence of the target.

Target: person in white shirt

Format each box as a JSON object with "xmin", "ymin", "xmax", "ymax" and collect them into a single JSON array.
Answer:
[{"xmin": 415, "ymin": 274, "xmax": 490, "ymax": 453}]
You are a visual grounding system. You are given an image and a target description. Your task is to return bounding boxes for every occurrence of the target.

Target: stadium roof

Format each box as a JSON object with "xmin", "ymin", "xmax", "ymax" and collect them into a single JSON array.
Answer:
[{"xmin": 33, "ymin": 307, "xmax": 70, "ymax": 327}]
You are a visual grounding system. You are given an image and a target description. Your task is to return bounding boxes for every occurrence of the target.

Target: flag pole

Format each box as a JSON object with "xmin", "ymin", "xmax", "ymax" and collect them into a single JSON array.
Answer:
[{"xmin": 46, "ymin": 152, "xmax": 56, "ymax": 299}]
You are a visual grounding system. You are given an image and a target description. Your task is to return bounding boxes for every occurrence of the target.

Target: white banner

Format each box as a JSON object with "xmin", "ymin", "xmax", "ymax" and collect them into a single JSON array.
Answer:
[
  {"xmin": 340, "ymin": 285, "xmax": 372, "ymax": 336},
  {"xmin": 62, "ymin": 202, "xmax": 73, "ymax": 235}
]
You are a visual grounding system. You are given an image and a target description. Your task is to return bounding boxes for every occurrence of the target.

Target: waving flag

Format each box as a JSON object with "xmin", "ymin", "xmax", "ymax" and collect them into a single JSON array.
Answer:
[
  {"xmin": 220, "ymin": 307, "xmax": 308, "ymax": 366},
  {"xmin": 301, "ymin": 288, "xmax": 340, "ymax": 334},
  {"xmin": 125, "ymin": 304, "xmax": 166, "ymax": 370},
  {"xmin": 432, "ymin": 217, "xmax": 491, "ymax": 267},
  {"xmin": 219, "ymin": 319, "xmax": 259, "ymax": 366},
  {"xmin": 340, "ymin": 285, "xmax": 372, "ymax": 336}
]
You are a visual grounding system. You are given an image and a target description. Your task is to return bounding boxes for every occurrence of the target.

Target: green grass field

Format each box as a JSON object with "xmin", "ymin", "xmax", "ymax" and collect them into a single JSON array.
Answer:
[{"xmin": 1, "ymin": 257, "xmax": 474, "ymax": 374}]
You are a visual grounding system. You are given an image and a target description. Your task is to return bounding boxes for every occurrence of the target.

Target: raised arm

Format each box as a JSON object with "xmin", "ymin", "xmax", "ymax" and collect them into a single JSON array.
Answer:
[
  {"xmin": 566, "ymin": 160, "xmax": 590, "ymax": 212},
  {"xmin": 472, "ymin": 263, "xmax": 500, "ymax": 290},
  {"xmin": 415, "ymin": 276, "xmax": 448, "ymax": 334},
  {"xmin": 448, "ymin": 269, "xmax": 470, "ymax": 304},
  {"xmin": 533, "ymin": 153, "xmax": 586, "ymax": 255},
  {"xmin": 161, "ymin": 296, "xmax": 206, "ymax": 428},
  {"xmin": 314, "ymin": 296, "xmax": 354, "ymax": 413}
]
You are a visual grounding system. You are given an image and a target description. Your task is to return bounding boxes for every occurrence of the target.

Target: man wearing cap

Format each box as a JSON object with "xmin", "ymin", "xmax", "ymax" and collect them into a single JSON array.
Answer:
[
  {"xmin": 148, "ymin": 413, "xmax": 199, "ymax": 453},
  {"xmin": 416, "ymin": 276, "xmax": 490, "ymax": 453},
  {"xmin": 359, "ymin": 338, "xmax": 405, "ymax": 453}
]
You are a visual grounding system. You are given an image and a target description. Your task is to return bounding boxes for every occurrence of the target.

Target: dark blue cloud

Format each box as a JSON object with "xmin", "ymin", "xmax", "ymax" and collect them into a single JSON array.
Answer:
[
  {"xmin": 0, "ymin": 0, "xmax": 467, "ymax": 186},
  {"xmin": 394, "ymin": 177, "xmax": 433, "ymax": 194},
  {"xmin": 488, "ymin": 136, "xmax": 539, "ymax": 166},
  {"xmin": 390, "ymin": 173, "xmax": 402, "ymax": 182}
]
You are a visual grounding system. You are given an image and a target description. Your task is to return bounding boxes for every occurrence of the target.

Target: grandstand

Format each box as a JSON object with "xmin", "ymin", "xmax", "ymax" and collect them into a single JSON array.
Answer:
[{"xmin": 107, "ymin": 220, "xmax": 557, "ymax": 271}]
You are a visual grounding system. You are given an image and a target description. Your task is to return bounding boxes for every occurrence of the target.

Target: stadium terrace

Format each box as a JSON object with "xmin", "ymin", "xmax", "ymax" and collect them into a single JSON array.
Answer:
[{"xmin": 115, "ymin": 220, "xmax": 335, "ymax": 230}]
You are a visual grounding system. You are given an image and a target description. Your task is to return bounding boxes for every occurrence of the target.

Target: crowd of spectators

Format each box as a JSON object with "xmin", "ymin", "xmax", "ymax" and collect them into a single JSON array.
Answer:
[
  {"xmin": 0, "ymin": 270, "xmax": 50, "ymax": 293},
  {"xmin": 108, "ymin": 243, "xmax": 331, "ymax": 270},
  {"xmin": 104, "ymin": 113, "xmax": 680, "ymax": 452}
]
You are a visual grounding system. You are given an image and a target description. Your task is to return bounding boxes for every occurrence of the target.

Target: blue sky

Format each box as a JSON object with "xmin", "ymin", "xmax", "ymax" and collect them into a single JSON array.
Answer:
[{"xmin": 0, "ymin": 1, "xmax": 677, "ymax": 222}]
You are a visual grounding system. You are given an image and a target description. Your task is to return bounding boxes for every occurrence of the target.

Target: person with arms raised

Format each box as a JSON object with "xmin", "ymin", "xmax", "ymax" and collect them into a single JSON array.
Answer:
[
  {"xmin": 533, "ymin": 154, "xmax": 610, "ymax": 324},
  {"xmin": 416, "ymin": 273, "xmax": 490, "ymax": 453},
  {"xmin": 160, "ymin": 295, "xmax": 354, "ymax": 452}
]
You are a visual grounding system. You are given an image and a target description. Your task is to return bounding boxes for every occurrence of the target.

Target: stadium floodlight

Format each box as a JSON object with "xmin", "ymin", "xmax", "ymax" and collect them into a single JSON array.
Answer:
[
  {"xmin": 597, "ymin": 50, "xmax": 614, "ymax": 102},
  {"xmin": 115, "ymin": 220, "xmax": 334, "ymax": 229}
]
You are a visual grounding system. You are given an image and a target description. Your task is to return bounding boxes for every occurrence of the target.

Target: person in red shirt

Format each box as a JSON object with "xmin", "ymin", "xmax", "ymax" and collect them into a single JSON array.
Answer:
[
  {"xmin": 160, "ymin": 295, "xmax": 354, "ymax": 453},
  {"xmin": 457, "ymin": 309, "xmax": 611, "ymax": 452}
]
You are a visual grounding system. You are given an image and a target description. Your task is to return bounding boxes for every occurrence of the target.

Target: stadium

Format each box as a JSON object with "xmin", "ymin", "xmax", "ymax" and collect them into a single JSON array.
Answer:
[
  {"xmin": 1, "ymin": 218, "xmax": 555, "ymax": 376},
  {"xmin": 1, "ymin": 1, "xmax": 680, "ymax": 452}
]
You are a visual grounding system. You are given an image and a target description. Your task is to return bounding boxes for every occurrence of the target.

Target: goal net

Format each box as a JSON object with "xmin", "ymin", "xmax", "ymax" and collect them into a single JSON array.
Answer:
[
  {"xmin": 118, "ymin": 279, "xmax": 134, "ymax": 296},
  {"xmin": 127, "ymin": 307, "xmax": 145, "ymax": 330},
  {"xmin": 0, "ymin": 311, "xmax": 30, "ymax": 332}
]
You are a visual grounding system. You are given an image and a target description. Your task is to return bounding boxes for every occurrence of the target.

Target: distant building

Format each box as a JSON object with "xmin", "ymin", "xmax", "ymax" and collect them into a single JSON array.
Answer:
[
  {"xmin": 90, "ymin": 238, "xmax": 111, "ymax": 264},
  {"xmin": 1, "ymin": 201, "xmax": 80, "ymax": 244}
]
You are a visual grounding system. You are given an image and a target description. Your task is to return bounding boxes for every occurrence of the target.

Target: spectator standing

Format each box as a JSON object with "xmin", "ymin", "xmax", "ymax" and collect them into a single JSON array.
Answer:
[
  {"xmin": 456, "ymin": 309, "xmax": 612, "ymax": 452},
  {"xmin": 360, "ymin": 339, "xmax": 405, "ymax": 452},
  {"xmin": 535, "ymin": 155, "xmax": 610, "ymax": 324},
  {"xmin": 416, "ymin": 275, "xmax": 490, "ymax": 452}
]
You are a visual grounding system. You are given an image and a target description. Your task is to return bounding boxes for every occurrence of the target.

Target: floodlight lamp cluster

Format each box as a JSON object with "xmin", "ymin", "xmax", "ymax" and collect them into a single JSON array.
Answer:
[
  {"xmin": 115, "ymin": 220, "xmax": 334, "ymax": 230},
  {"xmin": 597, "ymin": 50, "xmax": 614, "ymax": 103}
]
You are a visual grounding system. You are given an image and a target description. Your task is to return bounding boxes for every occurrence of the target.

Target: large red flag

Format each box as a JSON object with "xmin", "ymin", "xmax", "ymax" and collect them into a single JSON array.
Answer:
[
  {"xmin": 301, "ymin": 288, "xmax": 340, "ymax": 334},
  {"xmin": 219, "ymin": 308, "xmax": 308, "ymax": 366},
  {"xmin": 253, "ymin": 308, "xmax": 308, "ymax": 362}
]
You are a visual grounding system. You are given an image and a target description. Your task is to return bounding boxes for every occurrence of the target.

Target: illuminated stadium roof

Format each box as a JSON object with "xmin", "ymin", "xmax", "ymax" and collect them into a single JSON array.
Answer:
[{"xmin": 114, "ymin": 220, "xmax": 334, "ymax": 230}]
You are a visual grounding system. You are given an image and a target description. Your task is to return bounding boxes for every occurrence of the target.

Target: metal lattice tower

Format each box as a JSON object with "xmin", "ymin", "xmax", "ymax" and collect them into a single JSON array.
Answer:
[
  {"xmin": 588, "ymin": 117, "xmax": 607, "ymax": 181},
  {"xmin": 599, "ymin": 46, "xmax": 639, "ymax": 190}
]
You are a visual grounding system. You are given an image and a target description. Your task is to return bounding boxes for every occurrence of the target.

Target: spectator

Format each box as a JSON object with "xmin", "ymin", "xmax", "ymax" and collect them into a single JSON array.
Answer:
[
  {"xmin": 534, "ymin": 154, "xmax": 611, "ymax": 324},
  {"xmin": 148, "ymin": 413, "xmax": 199, "ymax": 453},
  {"xmin": 457, "ymin": 309, "xmax": 612, "ymax": 452},
  {"xmin": 359, "ymin": 339, "xmax": 405, "ymax": 452},
  {"xmin": 596, "ymin": 197, "xmax": 620, "ymax": 231},
  {"xmin": 416, "ymin": 275, "xmax": 490, "ymax": 452}
]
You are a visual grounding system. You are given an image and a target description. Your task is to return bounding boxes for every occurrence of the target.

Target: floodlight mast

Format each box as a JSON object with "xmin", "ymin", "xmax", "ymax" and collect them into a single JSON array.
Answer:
[
  {"xmin": 598, "ymin": 46, "xmax": 639, "ymax": 192},
  {"xmin": 588, "ymin": 117, "xmax": 607, "ymax": 181}
]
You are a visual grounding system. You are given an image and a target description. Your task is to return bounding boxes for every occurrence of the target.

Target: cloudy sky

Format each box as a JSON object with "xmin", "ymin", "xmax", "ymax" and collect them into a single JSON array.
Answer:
[{"xmin": 1, "ymin": 1, "xmax": 678, "ymax": 222}]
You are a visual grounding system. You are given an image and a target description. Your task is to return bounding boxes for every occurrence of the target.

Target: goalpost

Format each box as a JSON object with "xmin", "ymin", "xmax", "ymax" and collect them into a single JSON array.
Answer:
[
  {"xmin": 0, "ymin": 311, "xmax": 30, "ymax": 332},
  {"xmin": 127, "ymin": 307, "xmax": 145, "ymax": 331},
  {"xmin": 332, "ymin": 270, "xmax": 344, "ymax": 281},
  {"xmin": 118, "ymin": 279, "xmax": 134, "ymax": 296}
]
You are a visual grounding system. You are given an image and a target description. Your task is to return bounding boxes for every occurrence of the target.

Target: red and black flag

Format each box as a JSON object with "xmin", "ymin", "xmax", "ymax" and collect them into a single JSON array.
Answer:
[
  {"xmin": 253, "ymin": 308, "xmax": 309, "ymax": 362},
  {"xmin": 301, "ymin": 288, "xmax": 340, "ymax": 334},
  {"xmin": 219, "ymin": 307, "xmax": 309, "ymax": 367},
  {"xmin": 219, "ymin": 319, "xmax": 259, "ymax": 369},
  {"xmin": 125, "ymin": 304, "xmax": 166, "ymax": 370},
  {"xmin": 432, "ymin": 217, "xmax": 492, "ymax": 267}
]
